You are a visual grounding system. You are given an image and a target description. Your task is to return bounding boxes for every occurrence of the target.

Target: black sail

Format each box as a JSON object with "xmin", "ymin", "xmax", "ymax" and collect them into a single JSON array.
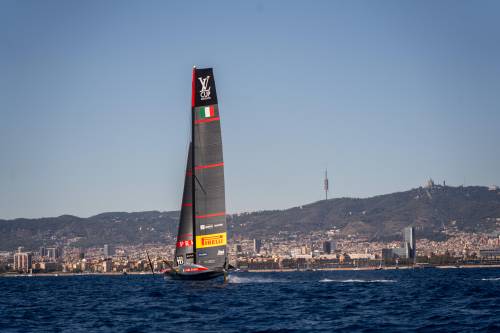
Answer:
[
  {"xmin": 174, "ymin": 143, "xmax": 194, "ymax": 266},
  {"xmin": 191, "ymin": 67, "xmax": 227, "ymax": 270}
]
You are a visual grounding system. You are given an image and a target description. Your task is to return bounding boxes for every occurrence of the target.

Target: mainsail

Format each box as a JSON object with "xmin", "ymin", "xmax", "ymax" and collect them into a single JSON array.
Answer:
[
  {"xmin": 174, "ymin": 67, "xmax": 227, "ymax": 271},
  {"xmin": 174, "ymin": 143, "xmax": 194, "ymax": 266},
  {"xmin": 192, "ymin": 67, "xmax": 227, "ymax": 270}
]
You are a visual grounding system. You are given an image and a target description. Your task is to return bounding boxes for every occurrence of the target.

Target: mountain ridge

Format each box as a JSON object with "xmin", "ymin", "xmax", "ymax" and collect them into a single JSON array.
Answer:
[{"xmin": 1, "ymin": 185, "xmax": 499, "ymax": 250}]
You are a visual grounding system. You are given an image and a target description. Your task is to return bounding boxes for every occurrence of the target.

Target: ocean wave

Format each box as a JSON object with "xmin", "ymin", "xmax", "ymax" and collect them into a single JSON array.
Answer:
[
  {"xmin": 228, "ymin": 276, "xmax": 286, "ymax": 284},
  {"xmin": 480, "ymin": 277, "xmax": 500, "ymax": 281},
  {"xmin": 319, "ymin": 278, "xmax": 397, "ymax": 283}
]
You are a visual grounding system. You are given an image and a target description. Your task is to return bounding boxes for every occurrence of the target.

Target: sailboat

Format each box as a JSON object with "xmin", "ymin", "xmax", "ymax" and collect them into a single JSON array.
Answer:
[{"xmin": 165, "ymin": 67, "xmax": 228, "ymax": 281}]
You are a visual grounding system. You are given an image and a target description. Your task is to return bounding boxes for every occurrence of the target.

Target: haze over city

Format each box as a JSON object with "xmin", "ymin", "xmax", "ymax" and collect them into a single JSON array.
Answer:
[{"xmin": 1, "ymin": 0, "xmax": 500, "ymax": 219}]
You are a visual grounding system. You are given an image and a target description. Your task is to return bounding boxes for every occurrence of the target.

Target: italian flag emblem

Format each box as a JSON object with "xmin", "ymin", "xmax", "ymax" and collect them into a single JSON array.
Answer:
[{"xmin": 200, "ymin": 106, "xmax": 215, "ymax": 119}]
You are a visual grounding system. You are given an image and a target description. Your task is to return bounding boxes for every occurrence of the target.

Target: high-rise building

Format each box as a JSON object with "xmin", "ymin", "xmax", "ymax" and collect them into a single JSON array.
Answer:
[
  {"xmin": 102, "ymin": 259, "xmax": 112, "ymax": 273},
  {"xmin": 234, "ymin": 244, "xmax": 242, "ymax": 255},
  {"xmin": 404, "ymin": 226, "xmax": 416, "ymax": 260},
  {"xmin": 323, "ymin": 240, "xmax": 336, "ymax": 254},
  {"xmin": 46, "ymin": 247, "xmax": 62, "ymax": 261},
  {"xmin": 382, "ymin": 226, "xmax": 416, "ymax": 261},
  {"xmin": 383, "ymin": 246, "xmax": 409, "ymax": 260},
  {"xmin": 14, "ymin": 252, "xmax": 32, "ymax": 272},
  {"xmin": 78, "ymin": 248, "xmax": 85, "ymax": 260},
  {"xmin": 103, "ymin": 244, "xmax": 114, "ymax": 257},
  {"xmin": 39, "ymin": 247, "xmax": 46, "ymax": 257},
  {"xmin": 394, "ymin": 243, "xmax": 410, "ymax": 258},
  {"xmin": 253, "ymin": 239, "xmax": 262, "ymax": 254},
  {"xmin": 81, "ymin": 259, "xmax": 87, "ymax": 272}
]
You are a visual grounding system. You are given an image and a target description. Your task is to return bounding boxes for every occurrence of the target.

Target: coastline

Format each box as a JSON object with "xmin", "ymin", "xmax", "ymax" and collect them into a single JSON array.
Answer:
[
  {"xmin": 246, "ymin": 264, "xmax": 500, "ymax": 272},
  {"xmin": 248, "ymin": 266, "xmax": 405, "ymax": 273},
  {"xmin": 0, "ymin": 272, "xmax": 154, "ymax": 277},
  {"xmin": 2, "ymin": 264, "xmax": 500, "ymax": 277}
]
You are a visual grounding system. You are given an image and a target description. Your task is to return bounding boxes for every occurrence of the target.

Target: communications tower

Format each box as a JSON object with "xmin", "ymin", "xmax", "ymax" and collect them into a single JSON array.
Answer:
[{"xmin": 324, "ymin": 169, "xmax": 329, "ymax": 200}]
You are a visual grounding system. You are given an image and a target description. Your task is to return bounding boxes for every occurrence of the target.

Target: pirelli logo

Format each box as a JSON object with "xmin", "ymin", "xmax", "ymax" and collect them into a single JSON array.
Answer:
[{"xmin": 196, "ymin": 232, "xmax": 227, "ymax": 249}]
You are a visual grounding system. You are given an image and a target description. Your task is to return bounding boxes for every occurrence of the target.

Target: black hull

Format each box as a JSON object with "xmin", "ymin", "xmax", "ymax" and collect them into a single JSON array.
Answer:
[{"xmin": 165, "ymin": 270, "xmax": 225, "ymax": 281}]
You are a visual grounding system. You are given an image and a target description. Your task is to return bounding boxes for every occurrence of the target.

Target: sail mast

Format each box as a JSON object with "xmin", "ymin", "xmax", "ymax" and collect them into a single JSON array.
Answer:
[{"xmin": 191, "ymin": 66, "xmax": 197, "ymax": 264}]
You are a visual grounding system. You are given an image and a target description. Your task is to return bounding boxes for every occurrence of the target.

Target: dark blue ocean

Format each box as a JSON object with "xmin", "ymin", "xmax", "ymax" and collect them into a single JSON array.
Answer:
[{"xmin": 1, "ymin": 268, "xmax": 500, "ymax": 332}]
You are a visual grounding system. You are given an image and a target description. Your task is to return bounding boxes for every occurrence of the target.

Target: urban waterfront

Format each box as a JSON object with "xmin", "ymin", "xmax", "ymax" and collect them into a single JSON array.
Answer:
[
  {"xmin": 3, "ymin": 226, "xmax": 500, "ymax": 275},
  {"xmin": 1, "ymin": 269, "xmax": 500, "ymax": 332}
]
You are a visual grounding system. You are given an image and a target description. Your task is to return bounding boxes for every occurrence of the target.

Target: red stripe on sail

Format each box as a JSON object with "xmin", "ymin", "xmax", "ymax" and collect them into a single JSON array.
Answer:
[
  {"xmin": 194, "ymin": 162, "xmax": 224, "ymax": 170},
  {"xmin": 194, "ymin": 117, "xmax": 220, "ymax": 124},
  {"xmin": 191, "ymin": 68, "xmax": 196, "ymax": 108},
  {"xmin": 182, "ymin": 203, "xmax": 192, "ymax": 207},
  {"xmin": 196, "ymin": 212, "xmax": 225, "ymax": 219},
  {"xmin": 186, "ymin": 171, "xmax": 193, "ymax": 176}
]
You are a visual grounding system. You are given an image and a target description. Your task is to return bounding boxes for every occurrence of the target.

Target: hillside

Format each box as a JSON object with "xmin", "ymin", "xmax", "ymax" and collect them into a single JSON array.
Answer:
[
  {"xmin": 229, "ymin": 185, "xmax": 500, "ymax": 241},
  {"xmin": 1, "ymin": 185, "xmax": 499, "ymax": 250},
  {"xmin": 0, "ymin": 211, "xmax": 179, "ymax": 250}
]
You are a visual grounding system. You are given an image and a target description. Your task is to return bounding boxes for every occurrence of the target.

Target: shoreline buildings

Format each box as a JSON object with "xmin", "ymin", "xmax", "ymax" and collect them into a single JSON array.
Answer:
[
  {"xmin": 382, "ymin": 227, "xmax": 416, "ymax": 262},
  {"xmin": 323, "ymin": 240, "xmax": 336, "ymax": 254},
  {"xmin": 103, "ymin": 244, "xmax": 114, "ymax": 258},
  {"xmin": 13, "ymin": 249, "xmax": 32, "ymax": 273},
  {"xmin": 253, "ymin": 239, "xmax": 262, "ymax": 255},
  {"xmin": 3, "ymin": 226, "xmax": 500, "ymax": 274}
]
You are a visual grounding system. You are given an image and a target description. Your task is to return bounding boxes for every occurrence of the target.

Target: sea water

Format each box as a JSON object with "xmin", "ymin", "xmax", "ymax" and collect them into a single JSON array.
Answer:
[{"xmin": 1, "ymin": 268, "xmax": 500, "ymax": 332}]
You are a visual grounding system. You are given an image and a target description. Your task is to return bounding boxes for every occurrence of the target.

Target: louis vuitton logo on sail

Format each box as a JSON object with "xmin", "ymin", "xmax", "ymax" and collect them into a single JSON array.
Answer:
[{"xmin": 198, "ymin": 75, "xmax": 211, "ymax": 100}]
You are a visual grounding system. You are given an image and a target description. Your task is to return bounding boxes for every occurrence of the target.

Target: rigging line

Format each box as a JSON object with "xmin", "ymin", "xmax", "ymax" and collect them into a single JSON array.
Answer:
[
  {"xmin": 145, "ymin": 250, "xmax": 155, "ymax": 275},
  {"xmin": 194, "ymin": 175, "xmax": 207, "ymax": 195},
  {"xmin": 162, "ymin": 260, "xmax": 174, "ymax": 271}
]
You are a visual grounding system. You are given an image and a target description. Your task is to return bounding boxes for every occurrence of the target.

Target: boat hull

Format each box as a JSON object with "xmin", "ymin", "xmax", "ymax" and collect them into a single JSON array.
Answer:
[{"xmin": 165, "ymin": 269, "xmax": 225, "ymax": 281}]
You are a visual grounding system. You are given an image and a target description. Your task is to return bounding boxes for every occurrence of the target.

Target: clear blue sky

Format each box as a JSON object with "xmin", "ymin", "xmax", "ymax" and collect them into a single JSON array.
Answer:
[{"xmin": 1, "ymin": 0, "xmax": 499, "ymax": 219}]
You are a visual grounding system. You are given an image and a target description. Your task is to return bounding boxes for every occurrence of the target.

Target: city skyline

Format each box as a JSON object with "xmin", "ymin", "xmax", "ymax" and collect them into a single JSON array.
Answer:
[
  {"xmin": 3, "ymin": 225, "xmax": 500, "ymax": 275},
  {"xmin": 2, "ymin": 1, "xmax": 500, "ymax": 219}
]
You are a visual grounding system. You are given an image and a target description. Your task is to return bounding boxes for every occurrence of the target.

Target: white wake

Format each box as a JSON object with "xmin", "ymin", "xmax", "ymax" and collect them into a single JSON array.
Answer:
[
  {"xmin": 480, "ymin": 277, "xmax": 500, "ymax": 281},
  {"xmin": 319, "ymin": 278, "xmax": 397, "ymax": 283},
  {"xmin": 228, "ymin": 275, "xmax": 287, "ymax": 284}
]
